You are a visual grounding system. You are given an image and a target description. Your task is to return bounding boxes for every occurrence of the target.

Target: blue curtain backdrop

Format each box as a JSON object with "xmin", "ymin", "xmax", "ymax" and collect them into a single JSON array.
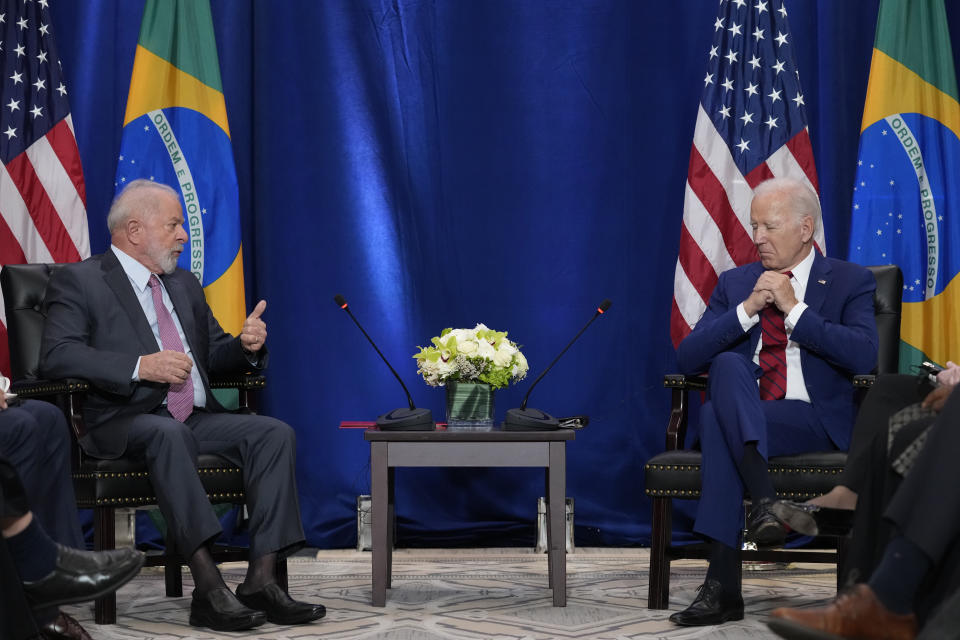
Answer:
[{"xmin": 44, "ymin": 1, "xmax": 960, "ymax": 547}]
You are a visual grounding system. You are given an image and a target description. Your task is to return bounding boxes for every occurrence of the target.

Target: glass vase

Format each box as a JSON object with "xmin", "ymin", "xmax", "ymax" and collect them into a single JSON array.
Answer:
[{"xmin": 445, "ymin": 381, "xmax": 495, "ymax": 429}]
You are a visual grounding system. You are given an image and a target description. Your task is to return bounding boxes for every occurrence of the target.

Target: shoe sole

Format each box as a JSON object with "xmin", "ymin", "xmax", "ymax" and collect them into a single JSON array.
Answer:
[
  {"xmin": 767, "ymin": 618, "xmax": 846, "ymax": 640},
  {"xmin": 748, "ymin": 521, "xmax": 787, "ymax": 548},
  {"xmin": 189, "ymin": 612, "xmax": 267, "ymax": 631},
  {"xmin": 264, "ymin": 609, "xmax": 327, "ymax": 625},
  {"xmin": 770, "ymin": 503, "xmax": 820, "ymax": 537},
  {"xmin": 669, "ymin": 610, "xmax": 744, "ymax": 626},
  {"xmin": 31, "ymin": 553, "xmax": 146, "ymax": 610}
]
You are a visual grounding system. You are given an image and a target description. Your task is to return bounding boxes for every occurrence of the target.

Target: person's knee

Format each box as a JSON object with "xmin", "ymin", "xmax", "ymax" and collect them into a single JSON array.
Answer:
[
  {"xmin": 257, "ymin": 417, "xmax": 297, "ymax": 451},
  {"xmin": 709, "ymin": 351, "xmax": 751, "ymax": 377},
  {"xmin": 148, "ymin": 420, "xmax": 197, "ymax": 454}
]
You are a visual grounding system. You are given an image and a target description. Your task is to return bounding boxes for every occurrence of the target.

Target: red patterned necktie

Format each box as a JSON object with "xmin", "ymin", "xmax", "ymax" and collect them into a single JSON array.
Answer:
[
  {"xmin": 148, "ymin": 275, "xmax": 194, "ymax": 421},
  {"xmin": 758, "ymin": 271, "xmax": 792, "ymax": 401}
]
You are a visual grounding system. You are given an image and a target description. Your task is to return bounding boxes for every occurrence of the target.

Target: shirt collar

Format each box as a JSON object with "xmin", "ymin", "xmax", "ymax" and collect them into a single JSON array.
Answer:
[
  {"xmin": 110, "ymin": 244, "xmax": 155, "ymax": 293},
  {"xmin": 788, "ymin": 246, "xmax": 815, "ymax": 289}
]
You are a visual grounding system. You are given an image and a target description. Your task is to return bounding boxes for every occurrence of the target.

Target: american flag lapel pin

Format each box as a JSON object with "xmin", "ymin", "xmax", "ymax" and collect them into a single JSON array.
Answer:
[{"xmin": 818, "ymin": 279, "xmax": 827, "ymax": 285}]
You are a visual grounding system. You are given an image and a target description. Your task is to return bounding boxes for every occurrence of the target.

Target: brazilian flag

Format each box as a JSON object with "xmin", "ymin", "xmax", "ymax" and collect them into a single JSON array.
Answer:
[
  {"xmin": 115, "ymin": 0, "xmax": 245, "ymax": 334},
  {"xmin": 849, "ymin": 0, "xmax": 960, "ymax": 372}
]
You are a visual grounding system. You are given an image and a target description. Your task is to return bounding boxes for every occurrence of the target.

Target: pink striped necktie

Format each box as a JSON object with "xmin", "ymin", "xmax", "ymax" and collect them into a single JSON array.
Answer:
[
  {"xmin": 758, "ymin": 271, "xmax": 793, "ymax": 401},
  {"xmin": 148, "ymin": 275, "xmax": 194, "ymax": 421}
]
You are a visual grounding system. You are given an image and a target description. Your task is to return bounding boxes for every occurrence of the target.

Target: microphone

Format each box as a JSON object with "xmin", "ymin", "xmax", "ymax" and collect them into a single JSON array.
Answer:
[
  {"xmin": 334, "ymin": 294, "xmax": 434, "ymax": 431},
  {"xmin": 503, "ymin": 299, "xmax": 611, "ymax": 431}
]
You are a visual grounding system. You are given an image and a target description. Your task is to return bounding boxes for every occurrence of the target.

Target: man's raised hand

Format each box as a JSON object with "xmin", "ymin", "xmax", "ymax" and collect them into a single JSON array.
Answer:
[{"xmin": 241, "ymin": 300, "xmax": 268, "ymax": 352}]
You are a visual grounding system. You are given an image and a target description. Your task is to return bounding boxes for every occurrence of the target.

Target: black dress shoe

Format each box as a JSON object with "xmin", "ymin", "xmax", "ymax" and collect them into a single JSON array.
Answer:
[
  {"xmin": 770, "ymin": 500, "xmax": 855, "ymax": 537},
  {"xmin": 669, "ymin": 579, "xmax": 744, "ymax": 626},
  {"xmin": 189, "ymin": 587, "xmax": 267, "ymax": 631},
  {"xmin": 745, "ymin": 497, "xmax": 788, "ymax": 547},
  {"xmin": 22, "ymin": 545, "xmax": 145, "ymax": 609},
  {"xmin": 39, "ymin": 611, "xmax": 92, "ymax": 640},
  {"xmin": 236, "ymin": 582, "xmax": 326, "ymax": 625}
]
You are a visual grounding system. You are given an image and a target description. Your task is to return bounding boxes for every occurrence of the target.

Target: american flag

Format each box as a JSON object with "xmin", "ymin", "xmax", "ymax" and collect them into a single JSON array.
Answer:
[
  {"xmin": 671, "ymin": 0, "xmax": 822, "ymax": 347},
  {"xmin": 0, "ymin": 0, "xmax": 89, "ymax": 376}
]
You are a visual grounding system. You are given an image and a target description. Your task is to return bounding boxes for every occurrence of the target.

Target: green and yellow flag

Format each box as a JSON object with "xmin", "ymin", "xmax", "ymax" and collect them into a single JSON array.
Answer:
[
  {"xmin": 848, "ymin": 0, "xmax": 960, "ymax": 371},
  {"xmin": 115, "ymin": 0, "xmax": 245, "ymax": 333}
]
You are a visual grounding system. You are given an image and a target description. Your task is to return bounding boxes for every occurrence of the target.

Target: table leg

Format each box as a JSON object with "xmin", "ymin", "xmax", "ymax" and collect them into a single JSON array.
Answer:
[
  {"xmin": 548, "ymin": 441, "xmax": 566, "ymax": 606},
  {"xmin": 387, "ymin": 466, "xmax": 395, "ymax": 588},
  {"xmin": 371, "ymin": 441, "xmax": 388, "ymax": 606},
  {"xmin": 544, "ymin": 467, "xmax": 553, "ymax": 589}
]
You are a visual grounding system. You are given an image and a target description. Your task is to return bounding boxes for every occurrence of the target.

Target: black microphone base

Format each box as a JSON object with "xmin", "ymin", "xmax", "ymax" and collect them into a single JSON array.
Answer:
[
  {"xmin": 376, "ymin": 407, "xmax": 435, "ymax": 431},
  {"xmin": 502, "ymin": 407, "xmax": 560, "ymax": 431}
]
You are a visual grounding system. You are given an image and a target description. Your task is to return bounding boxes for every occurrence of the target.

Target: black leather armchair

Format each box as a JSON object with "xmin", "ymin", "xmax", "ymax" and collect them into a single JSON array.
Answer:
[
  {"xmin": 644, "ymin": 264, "xmax": 903, "ymax": 609},
  {"xmin": 0, "ymin": 263, "xmax": 286, "ymax": 624}
]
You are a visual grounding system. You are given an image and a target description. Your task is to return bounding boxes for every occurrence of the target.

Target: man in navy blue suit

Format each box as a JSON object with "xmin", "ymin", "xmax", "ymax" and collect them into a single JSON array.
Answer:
[{"xmin": 670, "ymin": 177, "xmax": 878, "ymax": 626}]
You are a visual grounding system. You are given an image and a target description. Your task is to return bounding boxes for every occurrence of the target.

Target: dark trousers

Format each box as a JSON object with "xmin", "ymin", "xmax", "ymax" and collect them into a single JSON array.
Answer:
[
  {"xmin": 0, "ymin": 399, "xmax": 82, "ymax": 548},
  {"xmin": 0, "ymin": 456, "xmax": 41, "ymax": 639},
  {"xmin": 123, "ymin": 408, "xmax": 305, "ymax": 559},
  {"xmin": 694, "ymin": 352, "xmax": 834, "ymax": 549}
]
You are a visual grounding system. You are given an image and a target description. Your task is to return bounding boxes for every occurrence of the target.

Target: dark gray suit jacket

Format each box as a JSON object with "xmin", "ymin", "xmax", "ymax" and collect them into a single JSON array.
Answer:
[{"xmin": 39, "ymin": 249, "xmax": 264, "ymax": 458}]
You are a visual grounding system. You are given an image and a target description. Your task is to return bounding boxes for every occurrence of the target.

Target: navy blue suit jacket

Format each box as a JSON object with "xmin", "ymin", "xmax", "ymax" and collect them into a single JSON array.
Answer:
[{"xmin": 676, "ymin": 252, "xmax": 878, "ymax": 450}]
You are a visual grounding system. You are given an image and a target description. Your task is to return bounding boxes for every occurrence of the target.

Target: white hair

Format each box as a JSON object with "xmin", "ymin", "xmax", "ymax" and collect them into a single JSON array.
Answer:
[
  {"xmin": 751, "ymin": 177, "xmax": 821, "ymax": 231},
  {"xmin": 106, "ymin": 180, "xmax": 181, "ymax": 232}
]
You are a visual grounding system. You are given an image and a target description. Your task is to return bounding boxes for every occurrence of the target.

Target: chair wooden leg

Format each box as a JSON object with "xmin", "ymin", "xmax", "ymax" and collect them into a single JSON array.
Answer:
[
  {"xmin": 648, "ymin": 497, "xmax": 673, "ymax": 609},
  {"xmin": 837, "ymin": 534, "xmax": 849, "ymax": 591},
  {"xmin": 93, "ymin": 506, "xmax": 117, "ymax": 625},
  {"xmin": 164, "ymin": 541, "xmax": 183, "ymax": 597},
  {"xmin": 276, "ymin": 555, "xmax": 288, "ymax": 592}
]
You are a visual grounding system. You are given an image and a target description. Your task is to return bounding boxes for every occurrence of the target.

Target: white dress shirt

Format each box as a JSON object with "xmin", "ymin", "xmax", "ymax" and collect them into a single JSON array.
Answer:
[
  {"xmin": 735, "ymin": 247, "xmax": 815, "ymax": 403},
  {"xmin": 111, "ymin": 245, "xmax": 207, "ymax": 408}
]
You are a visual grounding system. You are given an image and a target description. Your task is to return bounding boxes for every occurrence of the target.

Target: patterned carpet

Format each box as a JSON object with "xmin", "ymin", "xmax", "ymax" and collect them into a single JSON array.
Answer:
[{"xmin": 62, "ymin": 548, "xmax": 838, "ymax": 639}]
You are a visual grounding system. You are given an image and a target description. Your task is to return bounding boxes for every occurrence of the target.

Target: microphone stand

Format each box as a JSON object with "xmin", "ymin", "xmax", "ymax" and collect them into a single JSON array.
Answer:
[
  {"xmin": 503, "ymin": 300, "xmax": 611, "ymax": 431},
  {"xmin": 335, "ymin": 295, "xmax": 434, "ymax": 431}
]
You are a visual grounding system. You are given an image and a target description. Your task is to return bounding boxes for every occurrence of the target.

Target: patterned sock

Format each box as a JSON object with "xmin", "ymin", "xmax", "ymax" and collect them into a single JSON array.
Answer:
[
  {"xmin": 869, "ymin": 536, "xmax": 931, "ymax": 615},
  {"xmin": 5, "ymin": 517, "xmax": 57, "ymax": 582}
]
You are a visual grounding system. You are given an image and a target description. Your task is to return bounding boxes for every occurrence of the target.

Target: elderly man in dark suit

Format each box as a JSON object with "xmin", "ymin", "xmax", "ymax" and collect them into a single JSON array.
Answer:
[
  {"xmin": 670, "ymin": 177, "xmax": 878, "ymax": 626},
  {"xmin": 39, "ymin": 179, "xmax": 324, "ymax": 632}
]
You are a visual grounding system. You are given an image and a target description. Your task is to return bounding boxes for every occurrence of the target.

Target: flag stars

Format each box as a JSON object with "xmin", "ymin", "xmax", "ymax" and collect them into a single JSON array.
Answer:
[
  {"xmin": 721, "ymin": 77, "xmax": 734, "ymax": 91},
  {"xmin": 36, "ymin": 50, "xmax": 47, "ymax": 64},
  {"xmin": 728, "ymin": 22, "xmax": 742, "ymax": 37},
  {"xmin": 120, "ymin": 176, "xmax": 126, "ymax": 183},
  {"xmin": 719, "ymin": 104, "xmax": 732, "ymax": 119},
  {"xmin": 715, "ymin": 17, "xmax": 725, "ymax": 31},
  {"xmin": 143, "ymin": 125, "xmax": 149, "ymax": 131},
  {"xmin": 882, "ymin": 129, "xmax": 888, "ymax": 135},
  {"xmin": 745, "ymin": 82, "xmax": 759, "ymax": 97},
  {"xmin": 772, "ymin": 59, "xmax": 786, "ymax": 74},
  {"xmin": 898, "ymin": 213, "xmax": 903, "ymax": 219},
  {"xmin": 897, "ymin": 229, "xmax": 902, "ymax": 234},
  {"xmin": 32, "ymin": 78, "xmax": 45, "ymax": 91},
  {"xmin": 6, "ymin": 98, "xmax": 19, "ymax": 112},
  {"xmin": 767, "ymin": 87, "xmax": 782, "ymax": 103},
  {"xmin": 733, "ymin": 0, "xmax": 746, "ymax": 8},
  {"xmin": 119, "ymin": 155, "xmax": 124, "ymax": 161},
  {"xmin": 889, "ymin": 179, "xmax": 895, "ymax": 186},
  {"xmin": 764, "ymin": 115, "xmax": 778, "ymax": 129},
  {"xmin": 725, "ymin": 49, "xmax": 739, "ymax": 64},
  {"xmin": 202, "ymin": 208, "xmax": 208, "ymax": 214},
  {"xmin": 775, "ymin": 31, "xmax": 789, "ymax": 47},
  {"xmin": 704, "ymin": 72, "xmax": 715, "ymax": 86},
  {"xmin": 39, "ymin": 0, "xmax": 49, "ymax": 7},
  {"xmin": 858, "ymin": 160, "xmax": 863, "ymax": 166},
  {"xmin": 740, "ymin": 111, "xmax": 754, "ymax": 125},
  {"xmin": 30, "ymin": 105, "xmax": 42, "ymax": 118},
  {"xmin": 792, "ymin": 93, "xmax": 804, "ymax": 107},
  {"xmin": 753, "ymin": 26, "xmax": 765, "ymax": 41},
  {"xmin": 10, "ymin": 70, "xmax": 22, "ymax": 85},
  {"xmin": 778, "ymin": 3, "xmax": 787, "ymax": 17},
  {"xmin": 876, "ymin": 229, "xmax": 883, "ymax": 236},
  {"xmin": 39, "ymin": 23, "xmax": 49, "ymax": 36},
  {"xmin": 915, "ymin": 279, "xmax": 921, "ymax": 285},
  {"xmin": 56, "ymin": 83, "xmax": 66, "ymax": 96},
  {"xmin": 709, "ymin": 45, "xmax": 718, "ymax": 59},
  {"xmin": 860, "ymin": 181, "xmax": 866, "ymax": 187},
  {"xmin": 3, "ymin": 126, "xmax": 15, "ymax": 139},
  {"xmin": 0, "ymin": 12, "xmax": 4, "ymax": 23},
  {"xmin": 736, "ymin": 138, "xmax": 750, "ymax": 152},
  {"xmin": 16, "ymin": 16, "xmax": 27, "ymax": 30},
  {"xmin": 854, "ymin": 203, "xmax": 860, "ymax": 210},
  {"xmin": 870, "ymin": 163, "xmax": 875, "ymax": 168},
  {"xmin": 748, "ymin": 54, "xmax": 761, "ymax": 70},
  {"xmin": 755, "ymin": 0, "xmax": 768, "ymax": 13}
]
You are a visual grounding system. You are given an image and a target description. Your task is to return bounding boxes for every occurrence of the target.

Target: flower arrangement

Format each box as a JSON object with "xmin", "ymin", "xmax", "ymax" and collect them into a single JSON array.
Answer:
[{"xmin": 413, "ymin": 323, "xmax": 529, "ymax": 389}]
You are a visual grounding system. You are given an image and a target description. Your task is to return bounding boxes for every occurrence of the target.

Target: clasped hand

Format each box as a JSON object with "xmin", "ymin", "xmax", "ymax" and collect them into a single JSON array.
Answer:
[{"xmin": 744, "ymin": 271, "xmax": 798, "ymax": 317}]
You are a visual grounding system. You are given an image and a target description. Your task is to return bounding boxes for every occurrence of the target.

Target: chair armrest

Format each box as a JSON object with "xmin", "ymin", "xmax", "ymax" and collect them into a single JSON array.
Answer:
[
  {"xmin": 853, "ymin": 374, "xmax": 876, "ymax": 389},
  {"xmin": 10, "ymin": 378, "xmax": 89, "ymax": 398},
  {"xmin": 663, "ymin": 374, "xmax": 707, "ymax": 391},
  {"xmin": 209, "ymin": 374, "xmax": 266, "ymax": 391},
  {"xmin": 662, "ymin": 374, "xmax": 707, "ymax": 451}
]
